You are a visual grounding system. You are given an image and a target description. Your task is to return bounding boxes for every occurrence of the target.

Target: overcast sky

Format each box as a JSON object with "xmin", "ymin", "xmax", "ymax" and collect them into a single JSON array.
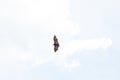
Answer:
[{"xmin": 0, "ymin": 0, "xmax": 120, "ymax": 80}]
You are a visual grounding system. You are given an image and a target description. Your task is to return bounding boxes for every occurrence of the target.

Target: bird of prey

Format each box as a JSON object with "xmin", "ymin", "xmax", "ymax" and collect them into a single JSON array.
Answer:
[{"xmin": 53, "ymin": 35, "xmax": 59, "ymax": 52}]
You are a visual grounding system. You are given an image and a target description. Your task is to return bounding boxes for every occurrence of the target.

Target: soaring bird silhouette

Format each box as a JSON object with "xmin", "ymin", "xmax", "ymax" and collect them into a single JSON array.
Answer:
[{"xmin": 53, "ymin": 35, "xmax": 59, "ymax": 52}]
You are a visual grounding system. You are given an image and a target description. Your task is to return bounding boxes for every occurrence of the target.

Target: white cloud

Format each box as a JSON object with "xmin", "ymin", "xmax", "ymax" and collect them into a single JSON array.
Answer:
[
  {"xmin": 57, "ymin": 38, "xmax": 112, "ymax": 58},
  {"xmin": 49, "ymin": 38, "xmax": 112, "ymax": 71},
  {"xmin": 18, "ymin": 0, "xmax": 78, "ymax": 36}
]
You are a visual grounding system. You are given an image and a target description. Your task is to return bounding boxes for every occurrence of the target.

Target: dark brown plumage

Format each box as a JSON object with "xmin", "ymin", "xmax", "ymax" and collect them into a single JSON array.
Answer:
[{"xmin": 53, "ymin": 35, "xmax": 59, "ymax": 52}]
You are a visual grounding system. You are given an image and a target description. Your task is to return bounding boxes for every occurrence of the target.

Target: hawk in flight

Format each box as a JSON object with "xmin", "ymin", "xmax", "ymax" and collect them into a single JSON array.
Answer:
[{"xmin": 53, "ymin": 35, "xmax": 59, "ymax": 52}]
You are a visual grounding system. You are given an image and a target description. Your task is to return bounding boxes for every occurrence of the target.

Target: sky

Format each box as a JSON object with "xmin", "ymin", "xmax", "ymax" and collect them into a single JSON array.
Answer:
[{"xmin": 0, "ymin": 0, "xmax": 120, "ymax": 80}]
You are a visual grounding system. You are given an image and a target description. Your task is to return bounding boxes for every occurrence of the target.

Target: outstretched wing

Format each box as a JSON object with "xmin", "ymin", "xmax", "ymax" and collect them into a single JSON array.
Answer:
[
  {"xmin": 54, "ymin": 45, "xmax": 59, "ymax": 52},
  {"xmin": 53, "ymin": 35, "xmax": 59, "ymax": 52}
]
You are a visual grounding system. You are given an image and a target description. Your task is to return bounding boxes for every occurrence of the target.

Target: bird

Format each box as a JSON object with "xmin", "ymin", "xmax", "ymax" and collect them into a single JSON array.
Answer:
[{"xmin": 53, "ymin": 35, "xmax": 59, "ymax": 52}]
